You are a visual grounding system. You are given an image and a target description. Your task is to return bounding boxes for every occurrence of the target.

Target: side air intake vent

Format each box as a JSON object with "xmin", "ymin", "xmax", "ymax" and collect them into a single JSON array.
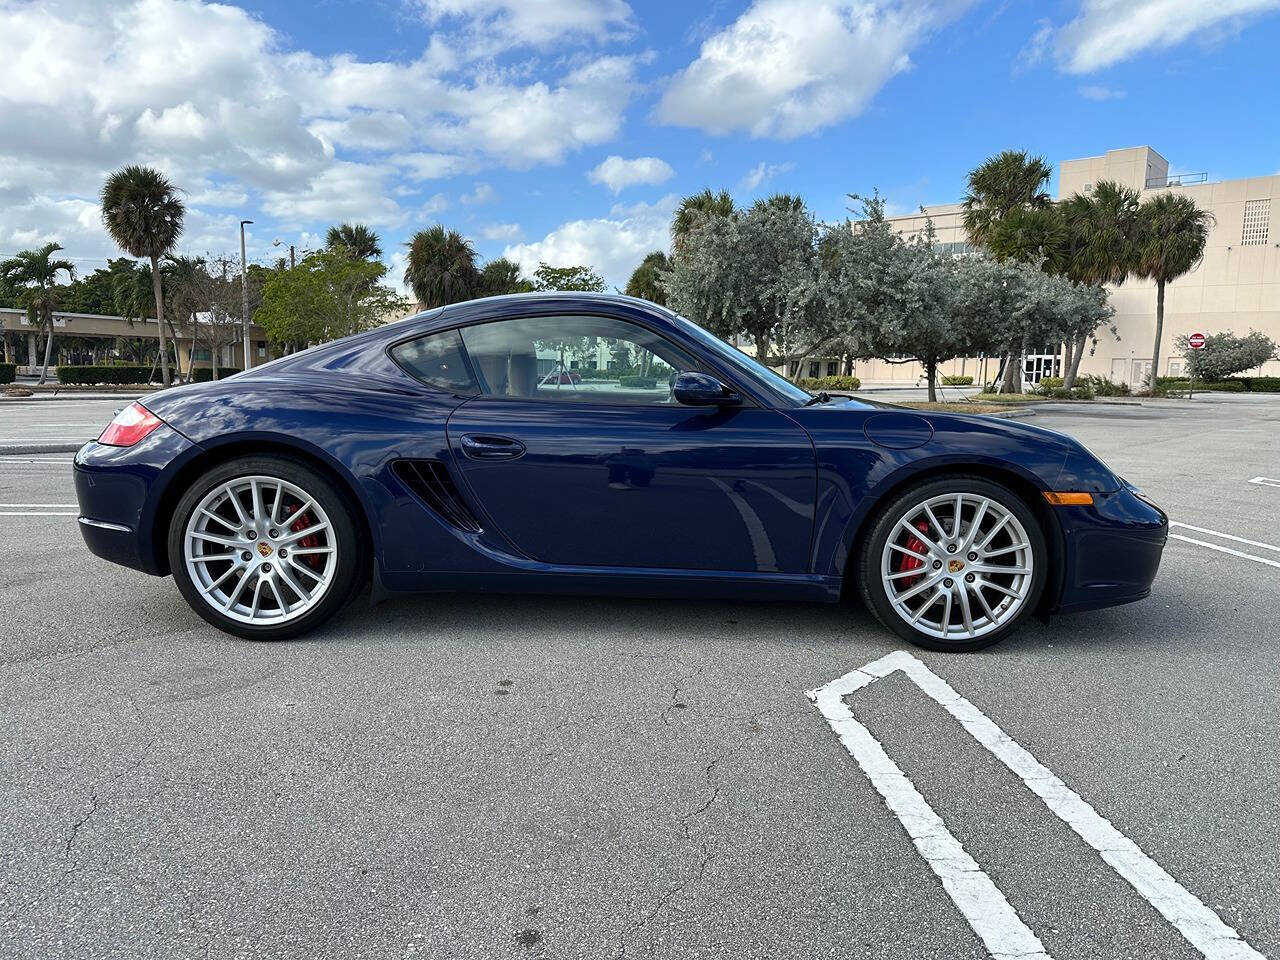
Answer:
[{"xmin": 393, "ymin": 459, "xmax": 483, "ymax": 533}]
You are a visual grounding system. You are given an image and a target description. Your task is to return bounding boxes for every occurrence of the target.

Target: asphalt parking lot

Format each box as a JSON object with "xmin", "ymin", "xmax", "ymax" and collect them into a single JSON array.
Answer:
[{"xmin": 1, "ymin": 393, "xmax": 1276, "ymax": 959}]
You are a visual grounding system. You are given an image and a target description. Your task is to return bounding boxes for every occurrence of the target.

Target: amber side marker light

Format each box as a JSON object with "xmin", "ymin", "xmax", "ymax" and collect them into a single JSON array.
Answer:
[{"xmin": 1043, "ymin": 491, "xmax": 1094, "ymax": 506}]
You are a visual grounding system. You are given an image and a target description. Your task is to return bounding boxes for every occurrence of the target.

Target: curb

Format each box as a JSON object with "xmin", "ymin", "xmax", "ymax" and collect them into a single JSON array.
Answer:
[
  {"xmin": 0, "ymin": 443, "xmax": 85, "ymax": 455},
  {"xmin": 987, "ymin": 409, "xmax": 1036, "ymax": 420}
]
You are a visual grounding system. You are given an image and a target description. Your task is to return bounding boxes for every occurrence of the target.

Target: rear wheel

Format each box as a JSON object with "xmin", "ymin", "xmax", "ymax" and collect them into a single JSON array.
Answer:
[
  {"xmin": 168, "ymin": 456, "xmax": 361, "ymax": 640},
  {"xmin": 858, "ymin": 476, "xmax": 1046, "ymax": 652}
]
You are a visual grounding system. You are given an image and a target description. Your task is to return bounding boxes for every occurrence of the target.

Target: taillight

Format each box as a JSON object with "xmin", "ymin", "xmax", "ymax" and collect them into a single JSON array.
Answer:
[{"xmin": 98, "ymin": 401, "xmax": 164, "ymax": 447}]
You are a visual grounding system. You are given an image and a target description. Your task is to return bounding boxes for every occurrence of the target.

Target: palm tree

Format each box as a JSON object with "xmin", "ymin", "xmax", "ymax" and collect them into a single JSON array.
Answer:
[
  {"xmin": 479, "ymin": 257, "xmax": 532, "ymax": 296},
  {"xmin": 987, "ymin": 205, "xmax": 1068, "ymax": 273},
  {"xmin": 1135, "ymin": 193, "xmax": 1215, "ymax": 389},
  {"xmin": 624, "ymin": 251, "xmax": 671, "ymax": 306},
  {"xmin": 404, "ymin": 226, "xmax": 481, "ymax": 309},
  {"xmin": 326, "ymin": 223, "xmax": 383, "ymax": 261},
  {"xmin": 962, "ymin": 151, "xmax": 1053, "ymax": 392},
  {"xmin": 671, "ymin": 189, "xmax": 734, "ymax": 255},
  {"xmin": 961, "ymin": 150, "xmax": 1053, "ymax": 248},
  {"xmin": 1054, "ymin": 182, "xmax": 1142, "ymax": 387},
  {"xmin": 0, "ymin": 242, "xmax": 75, "ymax": 384},
  {"xmin": 101, "ymin": 166, "xmax": 185, "ymax": 386}
]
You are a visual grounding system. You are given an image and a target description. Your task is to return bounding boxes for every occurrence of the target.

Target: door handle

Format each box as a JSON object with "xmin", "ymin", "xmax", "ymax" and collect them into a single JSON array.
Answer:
[{"xmin": 460, "ymin": 434, "xmax": 527, "ymax": 461}]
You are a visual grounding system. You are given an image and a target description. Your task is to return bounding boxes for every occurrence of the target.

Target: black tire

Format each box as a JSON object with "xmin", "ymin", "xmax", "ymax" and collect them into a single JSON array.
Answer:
[
  {"xmin": 856, "ymin": 475, "xmax": 1047, "ymax": 652},
  {"xmin": 167, "ymin": 455, "xmax": 364, "ymax": 640}
]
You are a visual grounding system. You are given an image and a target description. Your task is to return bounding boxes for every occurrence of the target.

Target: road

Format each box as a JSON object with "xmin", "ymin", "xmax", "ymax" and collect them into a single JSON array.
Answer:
[{"xmin": 0, "ymin": 394, "xmax": 1276, "ymax": 959}]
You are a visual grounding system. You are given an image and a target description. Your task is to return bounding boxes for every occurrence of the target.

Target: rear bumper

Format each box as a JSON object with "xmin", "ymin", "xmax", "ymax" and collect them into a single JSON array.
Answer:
[
  {"xmin": 1055, "ymin": 483, "xmax": 1168, "ymax": 614},
  {"xmin": 73, "ymin": 425, "xmax": 200, "ymax": 575}
]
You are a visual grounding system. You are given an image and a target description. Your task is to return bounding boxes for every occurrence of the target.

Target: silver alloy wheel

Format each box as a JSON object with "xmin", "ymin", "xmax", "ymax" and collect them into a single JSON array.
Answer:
[
  {"xmin": 183, "ymin": 474, "xmax": 338, "ymax": 626},
  {"xmin": 879, "ymin": 492, "xmax": 1034, "ymax": 642}
]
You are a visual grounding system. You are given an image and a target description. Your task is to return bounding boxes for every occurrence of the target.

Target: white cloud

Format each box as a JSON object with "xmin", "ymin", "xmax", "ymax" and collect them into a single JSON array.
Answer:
[
  {"xmin": 481, "ymin": 222, "xmax": 522, "ymax": 240},
  {"xmin": 462, "ymin": 182, "xmax": 497, "ymax": 205},
  {"xmin": 1047, "ymin": 0, "xmax": 1280, "ymax": 73},
  {"xmin": 503, "ymin": 194, "xmax": 677, "ymax": 289},
  {"xmin": 262, "ymin": 162, "xmax": 404, "ymax": 227},
  {"xmin": 392, "ymin": 152, "xmax": 469, "ymax": 180},
  {"xmin": 413, "ymin": 0, "xmax": 635, "ymax": 54},
  {"xmin": 1077, "ymin": 84, "xmax": 1126, "ymax": 100},
  {"xmin": 739, "ymin": 161, "xmax": 795, "ymax": 191},
  {"xmin": 587, "ymin": 155, "xmax": 676, "ymax": 194},
  {"xmin": 0, "ymin": 0, "xmax": 638, "ymax": 255},
  {"xmin": 655, "ymin": 0, "xmax": 975, "ymax": 138}
]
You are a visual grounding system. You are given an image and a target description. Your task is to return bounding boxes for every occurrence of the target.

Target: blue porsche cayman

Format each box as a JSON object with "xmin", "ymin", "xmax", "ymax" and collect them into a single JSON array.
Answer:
[{"xmin": 74, "ymin": 293, "xmax": 1167, "ymax": 651}]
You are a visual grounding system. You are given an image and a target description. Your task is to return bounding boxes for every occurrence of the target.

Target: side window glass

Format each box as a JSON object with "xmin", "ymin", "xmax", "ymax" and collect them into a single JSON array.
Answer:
[
  {"xmin": 390, "ymin": 329, "xmax": 476, "ymax": 394},
  {"xmin": 458, "ymin": 315, "xmax": 699, "ymax": 405}
]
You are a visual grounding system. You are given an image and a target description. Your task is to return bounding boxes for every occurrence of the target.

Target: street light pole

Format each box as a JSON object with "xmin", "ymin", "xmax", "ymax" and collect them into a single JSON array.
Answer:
[{"xmin": 239, "ymin": 219, "xmax": 253, "ymax": 371}]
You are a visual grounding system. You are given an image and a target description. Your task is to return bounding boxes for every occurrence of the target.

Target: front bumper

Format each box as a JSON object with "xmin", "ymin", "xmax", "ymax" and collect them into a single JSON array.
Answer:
[
  {"xmin": 1055, "ymin": 482, "xmax": 1169, "ymax": 614},
  {"xmin": 73, "ymin": 424, "xmax": 200, "ymax": 575}
]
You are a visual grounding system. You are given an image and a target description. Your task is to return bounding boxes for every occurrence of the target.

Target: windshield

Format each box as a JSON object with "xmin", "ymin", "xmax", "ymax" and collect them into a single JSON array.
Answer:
[{"xmin": 670, "ymin": 314, "xmax": 813, "ymax": 407}]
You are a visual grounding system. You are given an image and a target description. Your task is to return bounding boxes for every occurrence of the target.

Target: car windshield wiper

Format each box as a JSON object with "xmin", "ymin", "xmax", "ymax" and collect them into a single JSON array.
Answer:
[{"xmin": 803, "ymin": 391, "xmax": 832, "ymax": 406}]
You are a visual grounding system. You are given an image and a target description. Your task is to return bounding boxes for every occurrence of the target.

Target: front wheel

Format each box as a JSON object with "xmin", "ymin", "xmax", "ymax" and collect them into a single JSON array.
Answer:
[
  {"xmin": 168, "ymin": 456, "xmax": 362, "ymax": 640},
  {"xmin": 858, "ymin": 476, "xmax": 1047, "ymax": 652}
]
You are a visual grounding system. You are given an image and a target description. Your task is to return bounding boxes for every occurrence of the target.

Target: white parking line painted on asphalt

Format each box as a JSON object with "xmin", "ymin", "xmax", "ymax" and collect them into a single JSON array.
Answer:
[
  {"xmin": 808, "ymin": 651, "xmax": 1265, "ymax": 960},
  {"xmin": 1169, "ymin": 534, "xmax": 1280, "ymax": 570},
  {"xmin": 1247, "ymin": 476, "xmax": 1280, "ymax": 488},
  {"xmin": 0, "ymin": 503, "xmax": 77, "ymax": 507},
  {"xmin": 1168, "ymin": 521, "xmax": 1280, "ymax": 570}
]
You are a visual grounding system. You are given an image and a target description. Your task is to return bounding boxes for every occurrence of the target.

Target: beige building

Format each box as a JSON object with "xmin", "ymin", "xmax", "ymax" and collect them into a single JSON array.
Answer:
[
  {"xmin": 1, "ymin": 307, "xmax": 275, "ymax": 376},
  {"xmin": 832, "ymin": 145, "xmax": 1280, "ymax": 387}
]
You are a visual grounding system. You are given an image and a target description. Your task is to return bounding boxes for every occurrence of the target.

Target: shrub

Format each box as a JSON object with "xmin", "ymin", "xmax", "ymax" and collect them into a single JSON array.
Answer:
[
  {"xmin": 56, "ymin": 364, "xmax": 153, "ymax": 385},
  {"xmin": 1079, "ymin": 375, "xmax": 1130, "ymax": 397},
  {"xmin": 941, "ymin": 375, "xmax": 973, "ymax": 386},
  {"xmin": 1240, "ymin": 377, "xmax": 1280, "ymax": 392},
  {"xmin": 619, "ymin": 375, "xmax": 657, "ymax": 389},
  {"xmin": 798, "ymin": 375, "xmax": 861, "ymax": 391},
  {"xmin": 189, "ymin": 368, "xmax": 235, "ymax": 384},
  {"xmin": 0, "ymin": 363, "xmax": 15, "ymax": 385}
]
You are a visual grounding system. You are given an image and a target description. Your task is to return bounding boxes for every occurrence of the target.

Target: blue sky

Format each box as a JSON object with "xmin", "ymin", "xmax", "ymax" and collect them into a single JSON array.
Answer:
[{"xmin": 2, "ymin": 0, "xmax": 1279, "ymax": 291}]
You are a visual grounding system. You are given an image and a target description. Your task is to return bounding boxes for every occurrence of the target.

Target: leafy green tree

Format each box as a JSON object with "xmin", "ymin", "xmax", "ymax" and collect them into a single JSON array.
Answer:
[
  {"xmin": 666, "ymin": 195, "xmax": 834, "ymax": 375},
  {"xmin": 404, "ymin": 226, "xmax": 481, "ymax": 309},
  {"xmin": 257, "ymin": 249, "xmax": 407, "ymax": 347},
  {"xmin": 325, "ymin": 223, "xmax": 383, "ymax": 261},
  {"xmin": 479, "ymin": 257, "xmax": 533, "ymax": 295},
  {"xmin": 0, "ymin": 242, "xmax": 76, "ymax": 384},
  {"xmin": 1174, "ymin": 330, "xmax": 1276, "ymax": 382},
  {"xmin": 1135, "ymin": 192, "xmax": 1215, "ymax": 388},
  {"xmin": 624, "ymin": 251, "xmax": 671, "ymax": 305},
  {"xmin": 163, "ymin": 255, "xmax": 210, "ymax": 381},
  {"xmin": 671, "ymin": 189, "xmax": 734, "ymax": 255},
  {"xmin": 100, "ymin": 165, "xmax": 184, "ymax": 386},
  {"xmin": 825, "ymin": 195, "xmax": 991, "ymax": 402},
  {"xmin": 961, "ymin": 150, "xmax": 1053, "ymax": 248},
  {"xmin": 532, "ymin": 263, "xmax": 607, "ymax": 292}
]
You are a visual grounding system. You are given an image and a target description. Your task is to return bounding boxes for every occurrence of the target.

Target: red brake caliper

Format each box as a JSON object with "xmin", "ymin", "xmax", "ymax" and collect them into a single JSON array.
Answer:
[
  {"xmin": 895, "ymin": 521, "xmax": 931, "ymax": 588},
  {"xmin": 285, "ymin": 504, "xmax": 323, "ymax": 571}
]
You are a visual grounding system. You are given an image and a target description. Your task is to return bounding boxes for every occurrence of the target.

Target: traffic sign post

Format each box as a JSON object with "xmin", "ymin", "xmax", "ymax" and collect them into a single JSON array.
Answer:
[{"xmin": 1188, "ymin": 332, "xmax": 1206, "ymax": 399}]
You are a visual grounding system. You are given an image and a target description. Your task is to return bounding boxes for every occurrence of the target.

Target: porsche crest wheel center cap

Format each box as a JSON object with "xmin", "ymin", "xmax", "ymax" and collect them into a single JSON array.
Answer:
[
  {"xmin": 948, "ymin": 559, "xmax": 965, "ymax": 574},
  {"xmin": 257, "ymin": 542, "xmax": 273, "ymax": 558}
]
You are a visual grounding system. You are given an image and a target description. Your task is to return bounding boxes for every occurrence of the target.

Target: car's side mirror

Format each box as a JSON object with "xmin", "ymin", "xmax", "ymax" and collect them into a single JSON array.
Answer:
[{"xmin": 673, "ymin": 371, "xmax": 741, "ymax": 406}]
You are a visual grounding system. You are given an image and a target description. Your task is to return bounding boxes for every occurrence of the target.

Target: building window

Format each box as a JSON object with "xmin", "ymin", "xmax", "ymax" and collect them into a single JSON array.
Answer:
[
  {"xmin": 1242, "ymin": 199, "xmax": 1270, "ymax": 245},
  {"xmin": 826, "ymin": 361, "xmax": 838, "ymax": 377},
  {"xmin": 808, "ymin": 362, "xmax": 820, "ymax": 378}
]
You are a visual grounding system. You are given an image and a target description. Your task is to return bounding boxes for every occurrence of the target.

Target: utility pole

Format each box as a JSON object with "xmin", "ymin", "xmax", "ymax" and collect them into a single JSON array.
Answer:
[{"xmin": 239, "ymin": 219, "xmax": 253, "ymax": 370}]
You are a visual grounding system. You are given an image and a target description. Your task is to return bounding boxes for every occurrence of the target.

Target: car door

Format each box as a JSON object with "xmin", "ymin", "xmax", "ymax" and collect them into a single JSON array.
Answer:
[{"xmin": 442, "ymin": 313, "xmax": 816, "ymax": 574}]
